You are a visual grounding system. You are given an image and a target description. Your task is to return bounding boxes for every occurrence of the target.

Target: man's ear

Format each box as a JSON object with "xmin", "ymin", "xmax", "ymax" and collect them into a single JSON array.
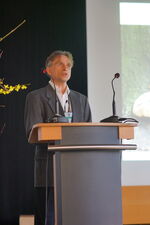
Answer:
[
  {"xmin": 46, "ymin": 66, "xmax": 51, "ymax": 75},
  {"xmin": 42, "ymin": 67, "xmax": 51, "ymax": 79}
]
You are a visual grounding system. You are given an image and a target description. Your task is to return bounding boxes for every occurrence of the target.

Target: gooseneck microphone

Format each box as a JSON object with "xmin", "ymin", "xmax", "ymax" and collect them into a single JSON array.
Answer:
[
  {"xmin": 100, "ymin": 73, "xmax": 120, "ymax": 122},
  {"xmin": 112, "ymin": 73, "xmax": 120, "ymax": 117},
  {"xmin": 47, "ymin": 81, "xmax": 68, "ymax": 123},
  {"xmin": 100, "ymin": 73, "xmax": 138, "ymax": 123}
]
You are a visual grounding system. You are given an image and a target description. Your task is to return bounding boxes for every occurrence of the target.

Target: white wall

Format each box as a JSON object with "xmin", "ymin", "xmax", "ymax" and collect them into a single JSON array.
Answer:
[
  {"xmin": 122, "ymin": 161, "xmax": 150, "ymax": 185},
  {"xmin": 86, "ymin": 0, "xmax": 121, "ymax": 122},
  {"xmin": 86, "ymin": 0, "xmax": 150, "ymax": 185}
]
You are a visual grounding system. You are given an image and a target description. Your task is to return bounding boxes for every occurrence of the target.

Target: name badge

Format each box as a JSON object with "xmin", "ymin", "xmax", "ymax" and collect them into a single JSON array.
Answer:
[{"xmin": 64, "ymin": 112, "xmax": 73, "ymax": 123}]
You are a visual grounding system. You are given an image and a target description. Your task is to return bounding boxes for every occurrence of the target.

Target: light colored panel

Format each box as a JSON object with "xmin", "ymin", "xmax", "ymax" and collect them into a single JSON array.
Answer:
[
  {"xmin": 19, "ymin": 215, "xmax": 34, "ymax": 225},
  {"xmin": 122, "ymin": 185, "xmax": 150, "ymax": 224},
  {"xmin": 86, "ymin": 0, "xmax": 150, "ymax": 186},
  {"xmin": 122, "ymin": 160, "xmax": 150, "ymax": 185},
  {"xmin": 86, "ymin": 0, "xmax": 121, "ymax": 122}
]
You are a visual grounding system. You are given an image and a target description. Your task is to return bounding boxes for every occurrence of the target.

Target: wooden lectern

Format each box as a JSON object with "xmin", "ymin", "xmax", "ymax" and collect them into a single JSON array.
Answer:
[{"xmin": 29, "ymin": 122, "xmax": 137, "ymax": 225}]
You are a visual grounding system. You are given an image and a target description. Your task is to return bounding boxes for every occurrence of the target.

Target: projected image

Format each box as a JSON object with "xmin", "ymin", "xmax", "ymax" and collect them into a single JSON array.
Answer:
[{"xmin": 120, "ymin": 2, "xmax": 150, "ymax": 160}]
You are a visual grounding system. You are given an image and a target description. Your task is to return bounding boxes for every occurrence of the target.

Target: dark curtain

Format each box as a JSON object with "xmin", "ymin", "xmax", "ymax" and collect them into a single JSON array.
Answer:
[{"xmin": 0, "ymin": 1, "xmax": 87, "ymax": 224}]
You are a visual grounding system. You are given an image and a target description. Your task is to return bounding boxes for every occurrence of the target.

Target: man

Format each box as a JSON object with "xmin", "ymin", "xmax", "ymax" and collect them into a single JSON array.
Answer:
[{"xmin": 24, "ymin": 50, "xmax": 92, "ymax": 225}]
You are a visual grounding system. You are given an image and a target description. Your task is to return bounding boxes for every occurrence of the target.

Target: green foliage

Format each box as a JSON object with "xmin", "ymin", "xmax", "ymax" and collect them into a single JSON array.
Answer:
[{"xmin": 121, "ymin": 25, "xmax": 150, "ymax": 116}]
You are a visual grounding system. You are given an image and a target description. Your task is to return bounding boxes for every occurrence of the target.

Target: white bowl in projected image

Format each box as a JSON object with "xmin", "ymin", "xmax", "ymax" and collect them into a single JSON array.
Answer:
[{"xmin": 133, "ymin": 91, "xmax": 150, "ymax": 117}]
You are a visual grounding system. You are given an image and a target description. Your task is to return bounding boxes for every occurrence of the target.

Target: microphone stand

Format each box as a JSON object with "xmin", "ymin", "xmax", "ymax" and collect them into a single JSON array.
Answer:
[
  {"xmin": 100, "ymin": 73, "xmax": 138, "ymax": 123},
  {"xmin": 101, "ymin": 73, "xmax": 120, "ymax": 122}
]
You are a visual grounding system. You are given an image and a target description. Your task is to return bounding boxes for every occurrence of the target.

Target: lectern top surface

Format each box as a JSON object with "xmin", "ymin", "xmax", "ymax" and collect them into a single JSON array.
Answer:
[
  {"xmin": 29, "ymin": 122, "xmax": 137, "ymax": 143},
  {"xmin": 32, "ymin": 122, "xmax": 137, "ymax": 129}
]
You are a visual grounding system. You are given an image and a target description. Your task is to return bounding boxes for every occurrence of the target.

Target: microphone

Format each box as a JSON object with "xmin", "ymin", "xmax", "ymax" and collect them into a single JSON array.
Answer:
[
  {"xmin": 47, "ymin": 81, "xmax": 69, "ymax": 123},
  {"xmin": 100, "ymin": 73, "xmax": 121, "ymax": 122},
  {"xmin": 112, "ymin": 73, "xmax": 120, "ymax": 117},
  {"xmin": 100, "ymin": 73, "xmax": 138, "ymax": 123}
]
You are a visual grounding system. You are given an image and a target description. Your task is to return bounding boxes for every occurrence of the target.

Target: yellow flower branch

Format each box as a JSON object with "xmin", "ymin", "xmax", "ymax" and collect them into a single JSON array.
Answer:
[{"xmin": 0, "ymin": 79, "xmax": 30, "ymax": 95}]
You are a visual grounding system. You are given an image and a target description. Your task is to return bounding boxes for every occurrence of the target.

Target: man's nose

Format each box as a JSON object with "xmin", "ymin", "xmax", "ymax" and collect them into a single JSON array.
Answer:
[{"xmin": 63, "ymin": 64, "xmax": 69, "ymax": 70}]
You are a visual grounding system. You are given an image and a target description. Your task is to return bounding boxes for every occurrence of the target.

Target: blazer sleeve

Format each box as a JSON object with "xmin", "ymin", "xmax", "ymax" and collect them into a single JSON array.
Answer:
[
  {"xmin": 83, "ymin": 96, "xmax": 92, "ymax": 122},
  {"xmin": 24, "ymin": 92, "xmax": 44, "ymax": 138}
]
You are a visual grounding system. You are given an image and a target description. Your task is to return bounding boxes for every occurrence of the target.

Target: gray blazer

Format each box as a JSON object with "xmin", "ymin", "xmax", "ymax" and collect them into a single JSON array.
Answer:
[{"xmin": 24, "ymin": 84, "xmax": 92, "ymax": 186}]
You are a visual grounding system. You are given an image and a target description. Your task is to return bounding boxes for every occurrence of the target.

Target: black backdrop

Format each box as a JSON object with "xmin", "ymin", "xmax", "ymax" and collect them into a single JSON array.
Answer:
[{"xmin": 0, "ymin": 1, "xmax": 87, "ymax": 224}]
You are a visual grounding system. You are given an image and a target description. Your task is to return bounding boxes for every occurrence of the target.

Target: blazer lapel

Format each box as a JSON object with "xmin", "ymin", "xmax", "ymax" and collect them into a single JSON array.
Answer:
[
  {"xmin": 46, "ymin": 84, "xmax": 64, "ymax": 115},
  {"xmin": 69, "ymin": 91, "xmax": 82, "ymax": 122}
]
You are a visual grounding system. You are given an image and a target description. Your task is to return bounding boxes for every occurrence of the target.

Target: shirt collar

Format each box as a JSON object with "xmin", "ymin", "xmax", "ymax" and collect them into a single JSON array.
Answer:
[{"xmin": 49, "ymin": 80, "xmax": 70, "ymax": 96}]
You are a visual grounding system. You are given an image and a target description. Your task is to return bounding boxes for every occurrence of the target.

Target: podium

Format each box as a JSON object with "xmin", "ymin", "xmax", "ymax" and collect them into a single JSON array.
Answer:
[{"xmin": 29, "ymin": 122, "xmax": 137, "ymax": 225}]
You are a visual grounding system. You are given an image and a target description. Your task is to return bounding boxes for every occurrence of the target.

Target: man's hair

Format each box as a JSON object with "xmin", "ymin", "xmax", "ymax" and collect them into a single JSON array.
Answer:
[{"xmin": 45, "ymin": 50, "xmax": 74, "ymax": 68}]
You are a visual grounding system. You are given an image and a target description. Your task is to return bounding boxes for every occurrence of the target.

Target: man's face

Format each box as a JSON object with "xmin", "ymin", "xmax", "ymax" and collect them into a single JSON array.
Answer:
[{"xmin": 46, "ymin": 55, "xmax": 72, "ymax": 84}]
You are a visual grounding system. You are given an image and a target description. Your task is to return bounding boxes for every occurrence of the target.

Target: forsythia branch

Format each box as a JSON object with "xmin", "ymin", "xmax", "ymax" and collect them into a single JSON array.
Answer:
[{"xmin": 0, "ymin": 79, "xmax": 30, "ymax": 95}]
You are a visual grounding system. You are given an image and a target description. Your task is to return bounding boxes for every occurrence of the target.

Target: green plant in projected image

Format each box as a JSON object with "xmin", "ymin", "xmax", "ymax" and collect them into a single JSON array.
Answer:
[
  {"xmin": 120, "ymin": 2, "xmax": 150, "ymax": 157},
  {"xmin": 121, "ymin": 25, "xmax": 150, "ymax": 117}
]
